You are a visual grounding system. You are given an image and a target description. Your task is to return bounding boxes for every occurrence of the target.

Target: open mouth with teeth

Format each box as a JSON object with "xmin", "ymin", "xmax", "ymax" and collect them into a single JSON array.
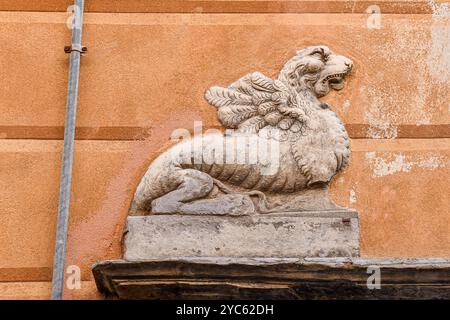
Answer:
[{"xmin": 321, "ymin": 72, "xmax": 347, "ymax": 90}]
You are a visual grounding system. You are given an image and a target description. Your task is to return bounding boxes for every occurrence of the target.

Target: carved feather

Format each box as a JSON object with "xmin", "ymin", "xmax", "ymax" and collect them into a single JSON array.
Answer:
[
  {"xmin": 278, "ymin": 117, "xmax": 295, "ymax": 130},
  {"xmin": 290, "ymin": 120, "xmax": 303, "ymax": 133},
  {"xmin": 258, "ymin": 102, "xmax": 277, "ymax": 115},
  {"xmin": 252, "ymin": 91, "xmax": 274, "ymax": 101},
  {"xmin": 231, "ymin": 75, "xmax": 275, "ymax": 101},
  {"xmin": 230, "ymin": 78, "xmax": 255, "ymax": 96},
  {"xmin": 237, "ymin": 116, "xmax": 267, "ymax": 133},
  {"xmin": 205, "ymin": 71, "xmax": 301, "ymax": 134},
  {"xmin": 230, "ymin": 76, "xmax": 257, "ymax": 94},
  {"xmin": 205, "ymin": 86, "xmax": 253, "ymax": 108},
  {"xmin": 250, "ymin": 72, "xmax": 276, "ymax": 92},
  {"xmin": 218, "ymin": 105, "xmax": 259, "ymax": 128},
  {"xmin": 264, "ymin": 111, "xmax": 284, "ymax": 126}
]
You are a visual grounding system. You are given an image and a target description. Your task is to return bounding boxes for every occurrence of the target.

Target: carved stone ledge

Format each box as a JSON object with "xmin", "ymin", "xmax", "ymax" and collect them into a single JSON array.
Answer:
[
  {"xmin": 123, "ymin": 210, "xmax": 359, "ymax": 260},
  {"xmin": 92, "ymin": 258, "xmax": 450, "ymax": 300}
]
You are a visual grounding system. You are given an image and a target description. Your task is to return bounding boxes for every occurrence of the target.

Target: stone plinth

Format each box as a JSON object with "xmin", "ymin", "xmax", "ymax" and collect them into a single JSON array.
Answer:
[{"xmin": 123, "ymin": 210, "xmax": 359, "ymax": 260}]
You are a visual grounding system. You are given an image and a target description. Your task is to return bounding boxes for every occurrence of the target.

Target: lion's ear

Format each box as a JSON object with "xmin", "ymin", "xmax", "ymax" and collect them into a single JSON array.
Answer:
[
  {"xmin": 317, "ymin": 45, "xmax": 330, "ymax": 53},
  {"xmin": 296, "ymin": 45, "xmax": 330, "ymax": 57},
  {"xmin": 296, "ymin": 45, "xmax": 319, "ymax": 56}
]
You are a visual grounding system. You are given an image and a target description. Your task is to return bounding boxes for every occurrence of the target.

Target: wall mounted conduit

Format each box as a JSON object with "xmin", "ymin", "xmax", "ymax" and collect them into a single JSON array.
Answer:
[{"xmin": 51, "ymin": 0, "xmax": 85, "ymax": 300}]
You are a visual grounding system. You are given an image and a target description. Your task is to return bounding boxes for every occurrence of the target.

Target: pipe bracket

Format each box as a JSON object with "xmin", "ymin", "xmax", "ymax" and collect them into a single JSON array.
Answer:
[{"xmin": 64, "ymin": 45, "xmax": 87, "ymax": 54}]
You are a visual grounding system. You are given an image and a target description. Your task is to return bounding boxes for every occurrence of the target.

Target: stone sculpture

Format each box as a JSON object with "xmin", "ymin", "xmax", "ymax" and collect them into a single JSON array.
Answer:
[{"xmin": 130, "ymin": 45, "xmax": 353, "ymax": 216}]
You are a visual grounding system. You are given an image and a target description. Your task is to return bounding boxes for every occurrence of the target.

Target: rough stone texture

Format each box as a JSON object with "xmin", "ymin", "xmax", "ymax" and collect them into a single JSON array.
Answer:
[
  {"xmin": 92, "ymin": 258, "xmax": 450, "ymax": 299},
  {"xmin": 124, "ymin": 212, "xmax": 359, "ymax": 260}
]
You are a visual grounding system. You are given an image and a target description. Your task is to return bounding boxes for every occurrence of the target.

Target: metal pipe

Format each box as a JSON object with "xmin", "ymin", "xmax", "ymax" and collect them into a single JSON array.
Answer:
[{"xmin": 51, "ymin": 0, "xmax": 85, "ymax": 300}]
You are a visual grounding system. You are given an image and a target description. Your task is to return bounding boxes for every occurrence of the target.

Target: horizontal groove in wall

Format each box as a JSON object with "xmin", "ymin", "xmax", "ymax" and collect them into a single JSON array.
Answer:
[
  {"xmin": 0, "ymin": 125, "xmax": 448, "ymax": 140},
  {"xmin": 0, "ymin": 268, "xmax": 52, "ymax": 282},
  {"xmin": 0, "ymin": 126, "xmax": 153, "ymax": 141},
  {"xmin": 0, "ymin": 138, "xmax": 448, "ymax": 152},
  {"xmin": 0, "ymin": 0, "xmax": 444, "ymax": 15}
]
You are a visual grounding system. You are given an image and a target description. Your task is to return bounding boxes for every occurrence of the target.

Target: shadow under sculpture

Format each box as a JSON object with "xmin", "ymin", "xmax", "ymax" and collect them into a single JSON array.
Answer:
[{"xmin": 126, "ymin": 45, "xmax": 359, "ymax": 260}]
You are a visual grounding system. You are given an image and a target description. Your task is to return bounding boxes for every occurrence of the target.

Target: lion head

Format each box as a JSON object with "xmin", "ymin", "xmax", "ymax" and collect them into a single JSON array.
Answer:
[{"xmin": 278, "ymin": 45, "xmax": 353, "ymax": 97}]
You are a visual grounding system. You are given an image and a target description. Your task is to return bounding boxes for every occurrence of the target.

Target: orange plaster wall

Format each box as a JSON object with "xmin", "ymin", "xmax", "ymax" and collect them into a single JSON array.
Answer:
[{"xmin": 0, "ymin": 1, "xmax": 448, "ymax": 299}]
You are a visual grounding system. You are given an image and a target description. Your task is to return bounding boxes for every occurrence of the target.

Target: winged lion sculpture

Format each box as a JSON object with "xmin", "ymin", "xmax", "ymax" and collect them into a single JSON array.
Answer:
[{"xmin": 130, "ymin": 45, "xmax": 353, "ymax": 216}]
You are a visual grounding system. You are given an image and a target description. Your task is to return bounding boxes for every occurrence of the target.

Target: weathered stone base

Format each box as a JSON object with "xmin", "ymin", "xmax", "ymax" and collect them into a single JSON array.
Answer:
[
  {"xmin": 92, "ymin": 258, "xmax": 450, "ymax": 300},
  {"xmin": 123, "ymin": 210, "xmax": 359, "ymax": 260}
]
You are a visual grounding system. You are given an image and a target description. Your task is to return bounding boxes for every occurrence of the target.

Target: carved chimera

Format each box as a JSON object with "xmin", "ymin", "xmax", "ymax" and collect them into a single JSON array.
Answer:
[
  {"xmin": 131, "ymin": 45, "xmax": 353, "ymax": 216},
  {"xmin": 100, "ymin": 46, "xmax": 360, "ymax": 289}
]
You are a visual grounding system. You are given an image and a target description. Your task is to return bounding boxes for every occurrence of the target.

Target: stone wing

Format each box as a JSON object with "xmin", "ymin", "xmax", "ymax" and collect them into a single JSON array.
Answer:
[{"xmin": 205, "ymin": 72, "xmax": 304, "ymax": 133}]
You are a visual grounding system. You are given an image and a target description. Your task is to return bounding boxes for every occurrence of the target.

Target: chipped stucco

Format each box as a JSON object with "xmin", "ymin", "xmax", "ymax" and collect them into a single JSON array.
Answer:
[
  {"xmin": 365, "ymin": 151, "xmax": 449, "ymax": 177},
  {"xmin": 363, "ymin": 1, "xmax": 449, "ymax": 138},
  {"xmin": 427, "ymin": 1, "xmax": 450, "ymax": 84}
]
